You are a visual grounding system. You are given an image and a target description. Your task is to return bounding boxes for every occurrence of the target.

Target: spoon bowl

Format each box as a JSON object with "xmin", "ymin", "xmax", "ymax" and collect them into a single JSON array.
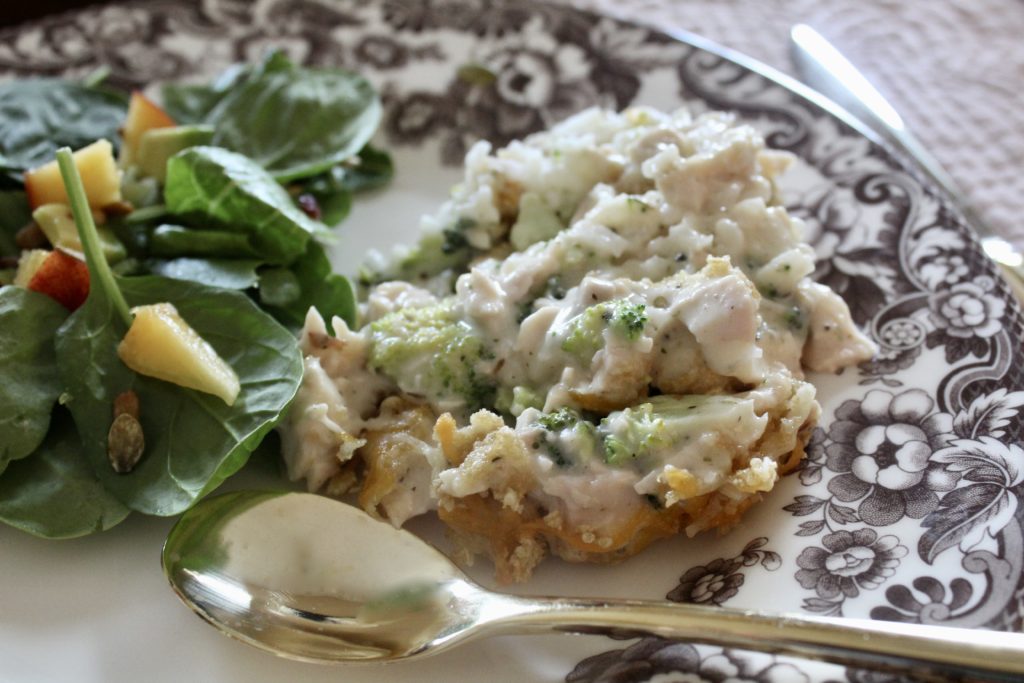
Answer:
[
  {"xmin": 164, "ymin": 490, "xmax": 1024, "ymax": 679},
  {"xmin": 162, "ymin": 490, "xmax": 499, "ymax": 662}
]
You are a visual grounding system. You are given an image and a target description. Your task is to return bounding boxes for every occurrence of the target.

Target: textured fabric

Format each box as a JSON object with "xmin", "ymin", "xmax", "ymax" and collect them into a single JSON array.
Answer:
[{"xmin": 562, "ymin": 0, "xmax": 1024, "ymax": 246}]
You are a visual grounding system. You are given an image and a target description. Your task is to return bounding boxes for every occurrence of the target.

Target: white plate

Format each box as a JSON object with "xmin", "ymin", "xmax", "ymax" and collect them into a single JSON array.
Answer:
[{"xmin": 2, "ymin": 1, "xmax": 1023, "ymax": 681}]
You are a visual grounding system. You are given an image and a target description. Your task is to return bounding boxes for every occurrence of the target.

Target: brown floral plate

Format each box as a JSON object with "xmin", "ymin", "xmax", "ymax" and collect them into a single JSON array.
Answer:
[{"xmin": 1, "ymin": 1, "xmax": 1022, "ymax": 681}]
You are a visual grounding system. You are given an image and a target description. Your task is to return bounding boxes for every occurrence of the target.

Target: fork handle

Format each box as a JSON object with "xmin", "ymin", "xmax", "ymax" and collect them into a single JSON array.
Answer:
[{"xmin": 493, "ymin": 596, "xmax": 1024, "ymax": 681}]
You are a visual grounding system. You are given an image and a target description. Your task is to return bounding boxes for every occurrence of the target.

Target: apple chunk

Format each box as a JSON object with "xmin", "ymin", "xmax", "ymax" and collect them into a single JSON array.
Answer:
[
  {"xmin": 24, "ymin": 140, "xmax": 123, "ymax": 210},
  {"xmin": 117, "ymin": 303, "xmax": 240, "ymax": 406},
  {"xmin": 13, "ymin": 249, "xmax": 51, "ymax": 288},
  {"xmin": 120, "ymin": 91, "xmax": 176, "ymax": 167},
  {"xmin": 26, "ymin": 249, "xmax": 90, "ymax": 311}
]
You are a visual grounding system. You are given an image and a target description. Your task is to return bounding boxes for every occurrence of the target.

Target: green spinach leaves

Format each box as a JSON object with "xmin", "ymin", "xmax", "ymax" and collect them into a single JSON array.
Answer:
[
  {"xmin": 164, "ymin": 146, "xmax": 327, "ymax": 264},
  {"xmin": 298, "ymin": 144, "xmax": 394, "ymax": 226},
  {"xmin": 0, "ymin": 190, "xmax": 33, "ymax": 258},
  {"xmin": 154, "ymin": 146, "xmax": 358, "ymax": 327},
  {"xmin": 0, "ymin": 147, "xmax": 304, "ymax": 537},
  {"xmin": 0, "ymin": 50, "xmax": 394, "ymax": 538},
  {"xmin": 0, "ymin": 287, "xmax": 68, "ymax": 473},
  {"xmin": 127, "ymin": 52, "xmax": 389, "ymax": 329},
  {"xmin": 57, "ymin": 276, "xmax": 303, "ymax": 515},
  {"xmin": 58, "ymin": 146, "xmax": 303, "ymax": 517},
  {"xmin": 163, "ymin": 52, "xmax": 381, "ymax": 182},
  {"xmin": 0, "ymin": 411, "xmax": 130, "ymax": 539},
  {"xmin": 263, "ymin": 241, "xmax": 356, "ymax": 328},
  {"xmin": 0, "ymin": 80, "xmax": 127, "ymax": 175}
]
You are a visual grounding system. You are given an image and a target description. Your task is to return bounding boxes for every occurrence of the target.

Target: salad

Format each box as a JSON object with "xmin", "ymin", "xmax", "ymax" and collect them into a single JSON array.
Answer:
[{"xmin": 0, "ymin": 51, "xmax": 391, "ymax": 537}]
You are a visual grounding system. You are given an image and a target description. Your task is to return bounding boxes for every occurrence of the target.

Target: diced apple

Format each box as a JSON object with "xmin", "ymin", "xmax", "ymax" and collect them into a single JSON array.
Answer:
[
  {"xmin": 13, "ymin": 249, "xmax": 51, "ymax": 288},
  {"xmin": 32, "ymin": 203, "xmax": 127, "ymax": 263},
  {"xmin": 120, "ymin": 91, "xmax": 176, "ymax": 167},
  {"xmin": 24, "ymin": 140, "xmax": 123, "ymax": 210},
  {"xmin": 26, "ymin": 249, "xmax": 90, "ymax": 311},
  {"xmin": 117, "ymin": 303, "xmax": 240, "ymax": 406}
]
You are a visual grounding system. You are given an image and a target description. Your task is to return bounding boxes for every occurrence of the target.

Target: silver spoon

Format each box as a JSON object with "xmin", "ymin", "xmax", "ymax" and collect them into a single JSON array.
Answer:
[{"xmin": 163, "ymin": 490, "xmax": 1024, "ymax": 680}]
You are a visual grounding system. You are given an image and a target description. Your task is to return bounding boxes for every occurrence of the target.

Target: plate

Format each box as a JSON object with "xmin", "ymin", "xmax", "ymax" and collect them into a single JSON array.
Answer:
[{"xmin": 2, "ymin": 1, "xmax": 1023, "ymax": 681}]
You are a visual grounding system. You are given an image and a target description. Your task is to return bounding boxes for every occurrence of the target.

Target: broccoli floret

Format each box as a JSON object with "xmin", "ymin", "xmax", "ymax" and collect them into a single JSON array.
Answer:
[
  {"xmin": 561, "ymin": 306, "xmax": 604, "ymax": 358},
  {"xmin": 601, "ymin": 402, "xmax": 670, "ymax": 467},
  {"xmin": 368, "ymin": 300, "xmax": 495, "ymax": 410},
  {"xmin": 532, "ymin": 406, "xmax": 601, "ymax": 468},
  {"xmin": 358, "ymin": 219, "xmax": 476, "ymax": 289},
  {"xmin": 611, "ymin": 301, "xmax": 647, "ymax": 340},
  {"xmin": 598, "ymin": 395, "xmax": 755, "ymax": 468},
  {"xmin": 537, "ymin": 406, "xmax": 579, "ymax": 431},
  {"xmin": 561, "ymin": 299, "xmax": 648, "ymax": 359},
  {"xmin": 494, "ymin": 385, "xmax": 514, "ymax": 414},
  {"xmin": 495, "ymin": 385, "xmax": 544, "ymax": 416},
  {"xmin": 509, "ymin": 192, "xmax": 564, "ymax": 250}
]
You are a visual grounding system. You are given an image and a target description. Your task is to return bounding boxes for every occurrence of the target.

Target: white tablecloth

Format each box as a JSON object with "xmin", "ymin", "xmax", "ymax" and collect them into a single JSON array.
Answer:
[{"xmin": 565, "ymin": 0, "xmax": 1024, "ymax": 246}]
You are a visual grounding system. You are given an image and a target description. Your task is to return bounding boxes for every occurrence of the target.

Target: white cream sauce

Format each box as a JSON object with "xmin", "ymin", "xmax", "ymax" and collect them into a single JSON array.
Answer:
[{"xmin": 281, "ymin": 106, "xmax": 876, "ymax": 537}]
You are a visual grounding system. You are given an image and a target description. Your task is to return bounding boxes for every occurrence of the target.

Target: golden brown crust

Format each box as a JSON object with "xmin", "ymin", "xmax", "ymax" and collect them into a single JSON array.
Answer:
[
  {"xmin": 323, "ymin": 463, "xmax": 360, "ymax": 498},
  {"xmin": 651, "ymin": 325, "xmax": 747, "ymax": 396},
  {"xmin": 354, "ymin": 378, "xmax": 816, "ymax": 583},
  {"xmin": 357, "ymin": 396, "xmax": 437, "ymax": 518},
  {"xmin": 434, "ymin": 408, "xmax": 813, "ymax": 583},
  {"xmin": 569, "ymin": 388, "xmax": 648, "ymax": 414},
  {"xmin": 434, "ymin": 410, "xmax": 506, "ymax": 467},
  {"xmin": 568, "ymin": 352, "xmax": 651, "ymax": 413},
  {"xmin": 439, "ymin": 474, "xmax": 787, "ymax": 582}
]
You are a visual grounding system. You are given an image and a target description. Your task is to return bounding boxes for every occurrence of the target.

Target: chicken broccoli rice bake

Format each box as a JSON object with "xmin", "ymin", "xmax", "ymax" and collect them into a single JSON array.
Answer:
[{"xmin": 278, "ymin": 106, "xmax": 876, "ymax": 582}]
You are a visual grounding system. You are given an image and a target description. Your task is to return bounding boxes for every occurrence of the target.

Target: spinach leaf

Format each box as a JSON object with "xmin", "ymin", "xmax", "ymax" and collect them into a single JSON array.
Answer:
[
  {"xmin": 162, "ymin": 85, "xmax": 222, "ymax": 125},
  {"xmin": 0, "ymin": 286, "xmax": 68, "ymax": 473},
  {"xmin": 266, "ymin": 240, "xmax": 356, "ymax": 329},
  {"xmin": 164, "ymin": 146, "xmax": 327, "ymax": 264},
  {"xmin": 0, "ymin": 410, "xmax": 130, "ymax": 538},
  {"xmin": 340, "ymin": 144, "xmax": 394, "ymax": 193},
  {"xmin": 203, "ymin": 54, "xmax": 381, "ymax": 182},
  {"xmin": 148, "ymin": 224, "xmax": 262, "ymax": 259},
  {"xmin": 312, "ymin": 187, "xmax": 352, "ymax": 227},
  {"xmin": 296, "ymin": 145, "xmax": 393, "ymax": 226},
  {"xmin": 161, "ymin": 64, "xmax": 247, "ymax": 124},
  {"xmin": 298, "ymin": 174, "xmax": 352, "ymax": 227},
  {"xmin": 0, "ymin": 190, "xmax": 32, "ymax": 258},
  {"xmin": 0, "ymin": 80, "xmax": 127, "ymax": 173},
  {"xmin": 258, "ymin": 267, "xmax": 301, "ymax": 306},
  {"xmin": 55, "ymin": 147, "xmax": 303, "ymax": 516},
  {"xmin": 56, "ymin": 276, "xmax": 303, "ymax": 515},
  {"xmin": 148, "ymin": 257, "xmax": 262, "ymax": 290}
]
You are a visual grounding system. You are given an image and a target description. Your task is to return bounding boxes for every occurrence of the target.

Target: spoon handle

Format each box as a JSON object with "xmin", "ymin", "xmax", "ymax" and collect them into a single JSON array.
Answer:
[{"xmin": 492, "ymin": 596, "xmax": 1024, "ymax": 681}]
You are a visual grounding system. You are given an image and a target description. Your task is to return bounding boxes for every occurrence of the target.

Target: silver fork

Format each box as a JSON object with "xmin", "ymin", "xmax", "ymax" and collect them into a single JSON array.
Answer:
[{"xmin": 789, "ymin": 24, "xmax": 1024, "ymax": 300}]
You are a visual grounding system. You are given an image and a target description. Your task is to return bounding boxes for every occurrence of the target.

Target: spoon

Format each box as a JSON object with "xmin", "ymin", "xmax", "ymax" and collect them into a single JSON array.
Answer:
[{"xmin": 163, "ymin": 490, "xmax": 1024, "ymax": 680}]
